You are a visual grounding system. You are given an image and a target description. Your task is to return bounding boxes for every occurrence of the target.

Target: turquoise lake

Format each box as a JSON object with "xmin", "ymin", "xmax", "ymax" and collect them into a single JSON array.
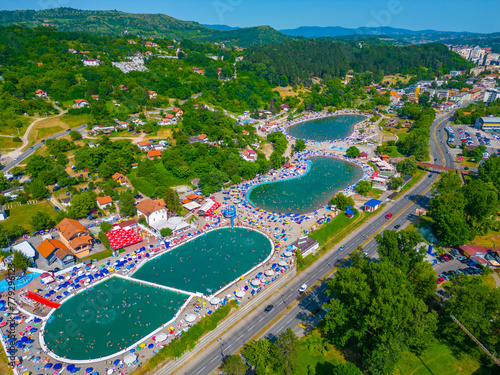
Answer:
[
  {"xmin": 248, "ymin": 156, "xmax": 363, "ymax": 214},
  {"xmin": 288, "ymin": 114, "xmax": 366, "ymax": 142}
]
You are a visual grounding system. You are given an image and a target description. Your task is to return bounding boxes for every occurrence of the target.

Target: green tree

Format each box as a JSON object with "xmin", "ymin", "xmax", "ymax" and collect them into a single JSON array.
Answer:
[
  {"xmin": 70, "ymin": 130, "xmax": 83, "ymax": 140},
  {"xmin": 294, "ymin": 139, "xmax": 306, "ymax": 152},
  {"xmin": 11, "ymin": 251, "xmax": 30, "ymax": 270},
  {"xmin": 160, "ymin": 228, "xmax": 173, "ymax": 237},
  {"xmin": 119, "ymin": 191, "xmax": 136, "ymax": 217},
  {"xmin": 163, "ymin": 187, "xmax": 182, "ymax": 214},
  {"xmin": 68, "ymin": 191, "xmax": 97, "ymax": 218},
  {"xmin": 479, "ymin": 154, "xmax": 500, "ymax": 191},
  {"xmin": 30, "ymin": 212, "xmax": 55, "ymax": 231},
  {"xmin": 331, "ymin": 362, "xmax": 363, "ymax": 375},
  {"xmin": 243, "ymin": 339, "xmax": 273, "ymax": 372},
  {"xmin": 389, "ymin": 176, "xmax": 404, "ymax": 189},
  {"xmin": 275, "ymin": 328, "xmax": 299, "ymax": 375},
  {"xmin": 346, "ymin": 146, "xmax": 361, "ymax": 158},
  {"xmin": 375, "ymin": 228, "xmax": 424, "ymax": 275},
  {"xmin": 396, "ymin": 156, "xmax": 418, "ymax": 176},
  {"xmin": 355, "ymin": 180, "xmax": 371, "ymax": 195},
  {"xmin": 220, "ymin": 355, "xmax": 248, "ymax": 375},
  {"xmin": 28, "ymin": 179, "xmax": 49, "ymax": 200},
  {"xmin": 330, "ymin": 193, "xmax": 355, "ymax": 211},
  {"xmin": 100, "ymin": 221, "xmax": 113, "ymax": 233}
]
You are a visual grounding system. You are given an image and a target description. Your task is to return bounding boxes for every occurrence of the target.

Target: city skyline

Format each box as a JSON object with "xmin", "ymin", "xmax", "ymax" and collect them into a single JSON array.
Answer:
[{"xmin": 1, "ymin": 0, "xmax": 499, "ymax": 34}]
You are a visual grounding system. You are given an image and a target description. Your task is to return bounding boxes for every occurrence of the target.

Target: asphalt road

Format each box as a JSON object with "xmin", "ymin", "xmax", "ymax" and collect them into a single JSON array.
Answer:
[
  {"xmin": 170, "ymin": 110, "xmax": 457, "ymax": 375},
  {"xmin": 0, "ymin": 125, "xmax": 87, "ymax": 173}
]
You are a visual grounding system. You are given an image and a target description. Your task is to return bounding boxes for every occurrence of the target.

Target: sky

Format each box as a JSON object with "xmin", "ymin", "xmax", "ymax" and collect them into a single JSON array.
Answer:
[{"xmin": 1, "ymin": 0, "xmax": 499, "ymax": 33}]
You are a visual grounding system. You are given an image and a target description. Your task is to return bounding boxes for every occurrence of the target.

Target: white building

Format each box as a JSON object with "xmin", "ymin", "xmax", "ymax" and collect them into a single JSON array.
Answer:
[
  {"xmin": 136, "ymin": 199, "xmax": 168, "ymax": 229},
  {"xmin": 82, "ymin": 59, "xmax": 102, "ymax": 67}
]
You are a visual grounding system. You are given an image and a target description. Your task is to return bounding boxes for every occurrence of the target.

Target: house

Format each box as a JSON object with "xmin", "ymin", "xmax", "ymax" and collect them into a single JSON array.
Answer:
[
  {"xmin": 173, "ymin": 107, "xmax": 184, "ymax": 116},
  {"xmin": 0, "ymin": 206, "xmax": 6, "ymax": 221},
  {"xmin": 291, "ymin": 236, "xmax": 319, "ymax": 257},
  {"xmin": 360, "ymin": 151, "xmax": 368, "ymax": 159},
  {"xmin": 35, "ymin": 89, "xmax": 47, "ymax": 98},
  {"xmin": 240, "ymin": 149, "xmax": 257, "ymax": 162},
  {"xmin": 188, "ymin": 134, "xmax": 208, "ymax": 144},
  {"xmin": 74, "ymin": 99, "xmax": 90, "ymax": 108},
  {"xmin": 148, "ymin": 91, "xmax": 157, "ymax": 99},
  {"xmin": 112, "ymin": 173, "xmax": 128, "ymax": 185},
  {"xmin": 127, "ymin": 40, "xmax": 136, "ymax": 44},
  {"xmin": 91, "ymin": 94, "xmax": 99, "ymax": 101},
  {"xmin": 137, "ymin": 140, "xmax": 152, "ymax": 151},
  {"xmin": 364, "ymin": 199, "xmax": 382, "ymax": 212},
  {"xmin": 136, "ymin": 198, "xmax": 168, "ymax": 228},
  {"xmin": 379, "ymin": 154, "xmax": 390, "ymax": 162},
  {"xmin": 119, "ymin": 85, "xmax": 129, "ymax": 91},
  {"xmin": 345, "ymin": 206, "xmax": 356, "ymax": 218},
  {"xmin": 60, "ymin": 197, "xmax": 72, "ymax": 208},
  {"xmin": 82, "ymin": 59, "xmax": 102, "ymax": 67},
  {"xmin": 193, "ymin": 67, "xmax": 205, "ymax": 75},
  {"xmin": 36, "ymin": 239, "xmax": 76, "ymax": 268},
  {"xmin": 131, "ymin": 163, "xmax": 139, "ymax": 169},
  {"xmin": 96, "ymin": 196, "xmax": 113, "ymax": 210},
  {"xmin": 147, "ymin": 150, "xmax": 162, "ymax": 159},
  {"xmin": 158, "ymin": 114, "xmax": 177, "ymax": 125},
  {"xmin": 242, "ymin": 130, "xmax": 249, "ymax": 135},
  {"xmin": 56, "ymin": 218, "xmax": 93, "ymax": 258}
]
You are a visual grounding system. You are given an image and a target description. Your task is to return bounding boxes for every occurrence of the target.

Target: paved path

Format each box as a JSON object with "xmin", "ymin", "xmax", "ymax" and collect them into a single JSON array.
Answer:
[{"xmin": 492, "ymin": 273, "xmax": 500, "ymax": 288}]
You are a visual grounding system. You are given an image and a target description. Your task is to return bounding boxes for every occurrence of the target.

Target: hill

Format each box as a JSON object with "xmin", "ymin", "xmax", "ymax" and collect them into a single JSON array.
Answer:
[
  {"xmin": 0, "ymin": 8, "xmax": 294, "ymax": 47},
  {"xmin": 279, "ymin": 25, "xmax": 472, "ymax": 38},
  {"xmin": 203, "ymin": 24, "xmax": 240, "ymax": 31}
]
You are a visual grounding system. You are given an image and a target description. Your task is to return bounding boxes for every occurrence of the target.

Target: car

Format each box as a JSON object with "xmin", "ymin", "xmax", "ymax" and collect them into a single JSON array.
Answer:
[
  {"xmin": 339, "ymin": 245, "xmax": 345, "ymax": 251},
  {"xmin": 437, "ymin": 290, "xmax": 446, "ymax": 297},
  {"xmin": 95, "ymin": 239, "xmax": 101, "ymax": 244},
  {"xmin": 385, "ymin": 213, "xmax": 393, "ymax": 219},
  {"xmin": 264, "ymin": 304, "xmax": 274, "ymax": 312},
  {"xmin": 299, "ymin": 284, "xmax": 307, "ymax": 293},
  {"xmin": 428, "ymin": 174, "xmax": 433, "ymax": 178},
  {"xmin": 312, "ymin": 307, "xmax": 322, "ymax": 315},
  {"xmin": 441, "ymin": 255, "xmax": 451, "ymax": 262},
  {"xmin": 54, "ymin": 206, "xmax": 60, "ymax": 211},
  {"xmin": 467, "ymin": 262, "xmax": 476, "ymax": 267},
  {"xmin": 437, "ymin": 277, "xmax": 445, "ymax": 284},
  {"xmin": 457, "ymin": 256, "xmax": 467, "ymax": 261},
  {"xmin": 450, "ymin": 249, "xmax": 459, "ymax": 256},
  {"xmin": 434, "ymin": 158, "xmax": 437, "ymax": 161},
  {"xmin": 30, "ymin": 146, "xmax": 34, "ymax": 149},
  {"xmin": 14, "ymin": 157, "xmax": 19, "ymax": 161},
  {"xmin": 394, "ymin": 224, "xmax": 401, "ymax": 229}
]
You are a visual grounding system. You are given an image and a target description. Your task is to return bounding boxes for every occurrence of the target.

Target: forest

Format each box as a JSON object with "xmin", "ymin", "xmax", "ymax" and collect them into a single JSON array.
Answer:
[{"xmin": 240, "ymin": 40, "xmax": 474, "ymax": 86}]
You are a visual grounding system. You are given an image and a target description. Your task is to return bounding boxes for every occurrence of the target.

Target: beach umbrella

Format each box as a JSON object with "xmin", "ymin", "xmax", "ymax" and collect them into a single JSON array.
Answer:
[
  {"xmin": 44, "ymin": 363, "xmax": 52, "ymax": 369},
  {"xmin": 154, "ymin": 332, "xmax": 168, "ymax": 342},
  {"xmin": 67, "ymin": 364, "xmax": 75, "ymax": 371},
  {"xmin": 53, "ymin": 364, "xmax": 62, "ymax": 370},
  {"xmin": 265, "ymin": 270, "xmax": 274, "ymax": 277},
  {"xmin": 251, "ymin": 279, "xmax": 260, "ymax": 286},
  {"xmin": 278, "ymin": 260, "xmax": 287, "ymax": 266},
  {"xmin": 107, "ymin": 370, "xmax": 113, "ymax": 375},
  {"xmin": 148, "ymin": 343, "xmax": 154, "ymax": 349},
  {"xmin": 235, "ymin": 290, "xmax": 245, "ymax": 298},
  {"xmin": 185, "ymin": 314, "xmax": 196, "ymax": 323},
  {"xmin": 86, "ymin": 368, "xmax": 93, "ymax": 373},
  {"xmin": 123, "ymin": 353, "xmax": 137, "ymax": 365},
  {"xmin": 210, "ymin": 297, "xmax": 220, "ymax": 305},
  {"xmin": 113, "ymin": 359, "xmax": 120, "ymax": 366},
  {"xmin": 283, "ymin": 251, "xmax": 293, "ymax": 257}
]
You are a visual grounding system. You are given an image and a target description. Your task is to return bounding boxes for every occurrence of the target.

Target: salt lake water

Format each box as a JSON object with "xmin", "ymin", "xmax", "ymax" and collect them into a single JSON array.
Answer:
[
  {"xmin": 43, "ymin": 277, "xmax": 189, "ymax": 360},
  {"xmin": 288, "ymin": 114, "xmax": 366, "ymax": 142},
  {"xmin": 248, "ymin": 156, "xmax": 363, "ymax": 214},
  {"xmin": 132, "ymin": 227, "xmax": 272, "ymax": 295}
]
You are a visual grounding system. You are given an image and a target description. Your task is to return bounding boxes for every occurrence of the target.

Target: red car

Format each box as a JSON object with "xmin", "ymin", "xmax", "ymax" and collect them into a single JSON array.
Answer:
[
  {"xmin": 385, "ymin": 213, "xmax": 393, "ymax": 219},
  {"xmin": 437, "ymin": 277, "xmax": 445, "ymax": 284},
  {"xmin": 441, "ymin": 255, "xmax": 451, "ymax": 262}
]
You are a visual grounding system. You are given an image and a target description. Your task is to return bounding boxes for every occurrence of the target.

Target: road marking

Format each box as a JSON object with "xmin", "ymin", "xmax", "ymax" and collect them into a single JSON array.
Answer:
[
  {"xmin": 226, "ymin": 344, "xmax": 232, "ymax": 349},
  {"xmin": 210, "ymin": 356, "xmax": 218, "ymax": 363},
  {"xmin": 277, "ymin": 326, "xmax": 285, "ymax": 334},
  {"xmin": 286, "ymin": 317, "xmax": 294, "ymax": 324},
  {"xmin": 258, "ymin": 316, "xmax": 265, "ymax": 322},
  {"xmin": 196, "ymin": 366, "xmax": 206, "ymax": 374},
  {"xmin": 236, "ymin": 334, "xmax": 243, "ymax": 341}
]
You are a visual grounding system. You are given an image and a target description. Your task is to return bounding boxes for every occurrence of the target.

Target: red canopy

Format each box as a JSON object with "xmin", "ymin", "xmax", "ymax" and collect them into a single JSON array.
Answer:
[{"xmin": 106, "ymin": 228, "xmax": 142, "ymax": 250}]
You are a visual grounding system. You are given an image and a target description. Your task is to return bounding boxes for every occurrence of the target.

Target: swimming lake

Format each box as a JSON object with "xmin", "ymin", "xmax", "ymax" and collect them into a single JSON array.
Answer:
[
  {"xmin": 248, "ymin": 156, "xmax": 363, "ymax": 214},
  {"xmin": 43, "ymin": 277, "xmax": 189, "ymax": 360},
  {"xmin": 132, "ymin": 227, "xmax": 272, "ymax": 295},
  {"xmin": 288, "ymin": 114, "xmax": 366, "ymax": 142}
]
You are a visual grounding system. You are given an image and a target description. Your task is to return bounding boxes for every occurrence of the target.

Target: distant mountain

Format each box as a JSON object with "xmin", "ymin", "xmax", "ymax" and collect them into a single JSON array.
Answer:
[
  {"xmin": 203, "ymin": 24, "xmax": 240, "ymax": 31},
  {"xmin": 0, "ymin": 8, "xmax": 294, "ymax": 47},
  {"xmin": 279, "ymin": 26, "xmax": 472, "ymax": 38}
]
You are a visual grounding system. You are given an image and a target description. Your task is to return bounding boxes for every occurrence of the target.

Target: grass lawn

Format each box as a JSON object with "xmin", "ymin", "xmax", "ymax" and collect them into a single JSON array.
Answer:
[
  {"xmin": 309, "ymin": 209, "xmax": 375, "ymax": 249},
  {"xmin": 6, "ymin": 201, "xmax": 58, "ymax": 231},
  {"xmin": 471, "ymin": 229, "xmax": 500, "ymax": 248},
  {"xmin": 296, "ymin": 331, "xmax": 349, "ymax": 374},
  {"xmin": 399, "ymin": 168, "xmax": 426, "ymax": 195},
  {"xmin": 60, "ymin": 113, "xmax": 93, "ymax": 128},
  {"xmin": 386, "ymin": 145, "xmax": 405, "ymax": 157},
  {"xmin": 0, "ymin": 137, "xmax": 22, "ymax": 151},
  {"xmin": 128, "ymin": 163, "xmax": 189, "ymax": 197},
  {"xmin": 393, "ymin": 338, "xmax": 490, "ymax": 375},
  {"xmin": 81, "ymin": 249, "xmax": 112, "ymax": 262},
  {"xmin": 383, "ymin": 74, "xmax": 413, "ymax": 85},
  {"xmin": 0, "ymin": 347, "xmax": 13, "ymax": 375}
]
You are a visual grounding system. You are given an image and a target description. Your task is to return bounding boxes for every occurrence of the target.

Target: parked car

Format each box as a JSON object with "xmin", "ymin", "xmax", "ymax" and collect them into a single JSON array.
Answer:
[{"xmin": 437, "ymin": 277, "xmax": 445, "ymax": 284}]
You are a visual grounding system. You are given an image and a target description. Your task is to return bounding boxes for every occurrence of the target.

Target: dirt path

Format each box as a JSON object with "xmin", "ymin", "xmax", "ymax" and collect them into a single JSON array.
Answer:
[{"xmin": 3, "ymin": 103, "xmax": 67, "ymax": 160}]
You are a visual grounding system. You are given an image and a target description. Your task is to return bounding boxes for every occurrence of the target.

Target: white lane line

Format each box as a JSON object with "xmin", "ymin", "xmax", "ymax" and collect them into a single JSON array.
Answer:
[
  {"xmin": 226, "ymin": 344, "xmax": 232, "ymax": 349},
  {"xmin": 277, "ymin": 326, "xmax": 285, "ymax": 334},
  {"xmin": 210, "ymin": 356, "xmax": 218, "ymax": 363},
  {"xmin": 196, "ymin": 366, "xmax": 206, "ymax": 374},
  {"xmin": 236, "ymin": 334, "xmax": 244, "ymax": 341},
  {"xmin": 286, "ymin": 316, "xmax": 295, "ymax": 324},
  {"xmin": 258, "ymin": 316, "xmax": 265, "ymax": 322},
  {"xmin": 247, "ymin": 326, "xmax": 253, "ymax": 332}
]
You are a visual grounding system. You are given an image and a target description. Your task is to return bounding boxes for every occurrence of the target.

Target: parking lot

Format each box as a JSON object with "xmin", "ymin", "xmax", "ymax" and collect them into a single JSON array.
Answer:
[
  {"xmin": 444, "ymin": 125, "xmax": 500, "ymax": 157},
  {"xmin": 434, "ymin": 249, "xmax": 484, "ymax": 285}
]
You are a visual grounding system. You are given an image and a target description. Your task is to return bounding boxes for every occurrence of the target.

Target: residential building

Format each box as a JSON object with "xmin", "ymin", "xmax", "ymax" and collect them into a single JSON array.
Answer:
[
  {"xmin": 35, "ymin": 89, "xmax": 47, "ymax": 98},
  {"xmin": 96, "ymin": 196, "xmax": 113, "ymax": 210},
  {"xmin": 119, "ymin": 85, "xmax": 129, "ymax": 91},
  {"xmin": 240, "ymin": 149, "xmax": 257, "ymax": 162},
  {"xmin": 0, "ymin": 206, "xmax": 6, "ymax": 221},
  {"xmin": 82, "ymin": 59, "xmax": 102, "ymax": 67},
  {"xmin": 136, "ymin": 198, "xmax": 168, "ymax": 228},
  {"xmin": 475, "ymin": 116, "xmax": 500, "ymax": 133},
  {"xmin": 112, "ymin": 173, "xmax": 128, "ymax": 185},
  {"xmin": 137, "ymin": 140, "xmax": 152, "ymax": 151},
  {"xmin": 56, "ymin": 218, "xmax": 93, "ymax": 258},
  {"xmin": 188, "ymin": 134, "xmax": 208, "ymax": 144},
  {"xmin": 37, "ymin": 239, "xmax": 76, "ymax": 268},
  {"xmin": 483, "ymin": 89, "xmax": 500, "ymax": 104},
  {"xmin": 147, "ymin": 150, "xmax": 162, "ymax": 159},
  {"xmin": 91, "ymin": 94, "xmax": 99, "ymax": 101},
  {"xmin": 173, "ymin": 107, "xmax": 184, "ymax": 116},
  {"xmin": 148, "ymin": 90, "xmax": 157, "ymax": 99},
  {"xmin": 291, "ymin": 236, "xmax": 319, "ymax": 257},
  {"xmin": 12, "ymin": 241, "xmax": 36, "ymax": 261},
  {"xmin": 60, "ymin": 197, "xmax": 72, "ymax": 208},
  {"xmin": 74, "ymin": 99, "xmax": 90, "ymax": 108},
  {"xmin": 158, "ymin": 114, "xmax": 177, "ymax": 125}
]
